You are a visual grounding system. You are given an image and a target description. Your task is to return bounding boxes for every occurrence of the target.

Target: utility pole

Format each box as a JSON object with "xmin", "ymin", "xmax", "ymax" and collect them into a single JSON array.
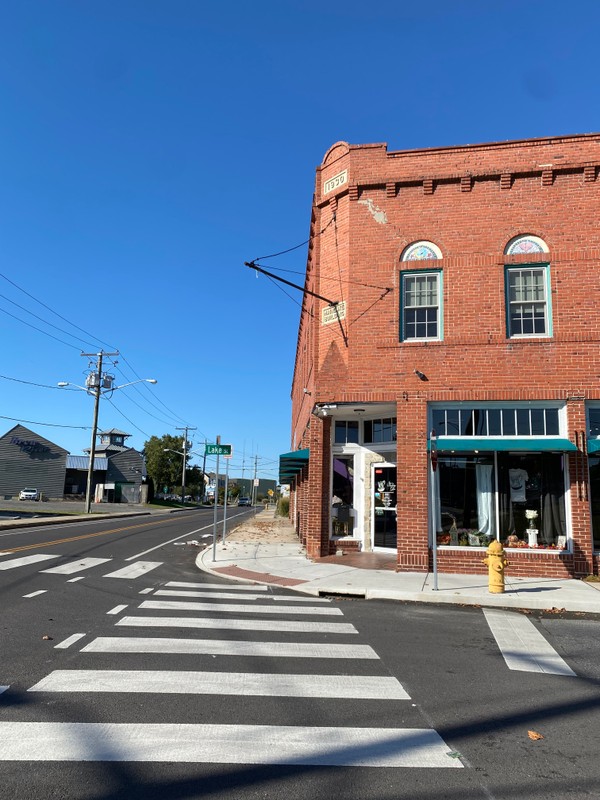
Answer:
[
  {"xmin": 82, "ymin": 351, "xmax": 119, "ymax": 514},
  {"xmin": 201, "ymin": 438, "xmax": 208, "ymax": 504},
  {"xmin": 176, "ymin": 425, "xmax": 196, "ymax": 505},
  {"xmin": 251, "ymin": 454, "xmax": 258, "ymax": 506}
]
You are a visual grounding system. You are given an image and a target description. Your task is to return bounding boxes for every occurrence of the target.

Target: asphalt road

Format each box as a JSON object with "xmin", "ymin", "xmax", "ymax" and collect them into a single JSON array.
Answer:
[{"xmin": 1, "ymin": 510, "xmax": 599, "ymax": 799}]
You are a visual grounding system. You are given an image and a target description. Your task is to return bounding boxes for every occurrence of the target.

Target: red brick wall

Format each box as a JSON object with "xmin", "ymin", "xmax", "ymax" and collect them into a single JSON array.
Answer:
[{"xmin": 291, "ymin": 134, "xmax": 600, "ymax": 575}]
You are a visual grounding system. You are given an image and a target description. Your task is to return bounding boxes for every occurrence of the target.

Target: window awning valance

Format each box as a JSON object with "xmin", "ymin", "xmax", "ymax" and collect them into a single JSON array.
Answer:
[
  {"xmin": 587, "ymin": 439, "xmax": 600, "ymax": 454},
  {"xmin": 428, "ymin": 437, "xmax": 577, "ymax": 453},
  {"xmin": 279, "ymin": 448, "xmax": 309, "ymax": 483}
]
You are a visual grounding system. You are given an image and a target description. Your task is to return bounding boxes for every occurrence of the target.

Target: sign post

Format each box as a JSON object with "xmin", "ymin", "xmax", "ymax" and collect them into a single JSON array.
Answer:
[
  {"xmin": 222, "ymin": 447, "xmax": 233, "ymax": 543},
  {"xmin": 430, "ymin": 430, "xmax": 438, "ymax": 591}
]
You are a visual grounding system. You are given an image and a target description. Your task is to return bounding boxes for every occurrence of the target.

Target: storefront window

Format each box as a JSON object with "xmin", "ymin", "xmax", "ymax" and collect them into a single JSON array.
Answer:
[
  {"xmin": 589, "ymin": 456, "xmax": 600, "ymax": 551},
  {"xmin": 436, "ymin": 452, "xmax": 567, "ymax": 549},
  {"xmin": 332, "ymin": 456, "xmax": 354, "ymax": 536},
  {"xmin": 437, "ymin": 456, "xmax": 495, "ymax": 546},
  {"xmin": 497, "ymin": 453, "xmax": 566, "ymax": 548}
]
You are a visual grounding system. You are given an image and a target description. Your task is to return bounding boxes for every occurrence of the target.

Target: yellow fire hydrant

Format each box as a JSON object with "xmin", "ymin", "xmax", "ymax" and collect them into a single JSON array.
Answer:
[{"xmin": 483, "ymin": 540, "xmax": 509, "ymax": 593}]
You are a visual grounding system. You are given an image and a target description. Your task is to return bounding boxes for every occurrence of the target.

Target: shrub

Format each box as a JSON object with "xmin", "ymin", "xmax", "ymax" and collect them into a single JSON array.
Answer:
[{"xmin": 276, "ymin": 497, "xmax": 290, "ymax": 518}]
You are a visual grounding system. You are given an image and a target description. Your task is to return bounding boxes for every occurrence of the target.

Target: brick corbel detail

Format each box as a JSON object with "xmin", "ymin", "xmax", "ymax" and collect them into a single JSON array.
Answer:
[
  {"xmin": 542, "ymin": 169, "xmax": 554, "ymax": 187},
  {"xmin": 329, "ymin": 196, "xmax": 337, "ymax": 214},
  {"xmin": 584, "ymin": 165, "xmax": 597, "ymax": 182},
  {"xmin": 348, "ymin": 184, "xmax": 359, "ymax": 201},
  {"xmin": 500, "ymin": 173, "xmax": 512, "ymax": 190},
  {"xmin": 386, "ymin": 181, "xmax": 397, "ymax": 198},
  {"xmin": 423, "ymin": 178, "xmax": 434, "ymax": 195},
  {"xmin": 460, "ymin": 175, "xmax": 472, "ymax": 192}
]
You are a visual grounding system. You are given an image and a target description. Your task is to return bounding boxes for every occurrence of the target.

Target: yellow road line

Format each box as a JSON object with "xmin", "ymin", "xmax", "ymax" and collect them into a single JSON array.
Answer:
[{"xmin": 0, "ymin": 517, "xmax": 179, "ymax": 554}]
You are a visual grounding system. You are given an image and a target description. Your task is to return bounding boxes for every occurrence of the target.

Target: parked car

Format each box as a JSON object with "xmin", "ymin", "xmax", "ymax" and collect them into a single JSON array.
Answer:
[
  {"xmin": 238, "ymin": 497, "xmax": 252, "ymax": 506},
  {"xmin": 18, "ymin": 488, "xmax": 40, "ymax": 501}
]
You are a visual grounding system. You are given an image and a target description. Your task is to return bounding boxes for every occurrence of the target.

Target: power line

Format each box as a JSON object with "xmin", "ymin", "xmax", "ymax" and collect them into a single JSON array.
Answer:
[
  {"xmin": 0, "ymin": 413, "xmax": 91, "ymax": 429},
  {"xmin": 0, "ymin": 290, "xmax": 99, "ymax": 349},
  {"xmin": 0, "ymin": 305, "xmax": 82, "ymax": 350},
  {"xmin": 0, "ymin": 270, "xmax": 115, "ymax": 351},
  {"xmin": 0, "ymin": 373, "xmax": 78, "ymax": 391},
  {"xmin": 103, "ymin": 397, "xmax": 152, "ymax": 439},
  {"xmin": 252, "ymin": 214, "xmax": 336, "ymax": 261}
]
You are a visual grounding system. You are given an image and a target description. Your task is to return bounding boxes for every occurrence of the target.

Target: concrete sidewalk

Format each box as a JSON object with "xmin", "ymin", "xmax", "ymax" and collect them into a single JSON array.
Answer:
[{"xmin": 197, "ymin": 508, "xmax": 600, "ymax": 614}]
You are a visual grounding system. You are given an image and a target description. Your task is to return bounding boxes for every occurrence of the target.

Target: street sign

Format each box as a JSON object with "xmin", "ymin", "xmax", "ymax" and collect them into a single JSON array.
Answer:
[{"xmin": 205, "ymin": 443, "xmax": 232, "ymax": 456}]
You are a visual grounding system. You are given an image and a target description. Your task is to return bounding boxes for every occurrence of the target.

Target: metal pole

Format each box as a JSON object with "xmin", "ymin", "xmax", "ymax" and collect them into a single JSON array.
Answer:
[
  {"xmin": 430, "ymin": 430, "xmax": 438, "ymax": 591},
  {"xmin": 212, "ymin": 435, "xmax": 221, "ymax": 561},
  {"xmin": 85, "ymin": 353, "xmax": 103, "ymax": 514},
  {"xmin": 201, "ymin": 439, "xmax": 207, "ymax": 504},
  {"xmin": 222, "ymin": 456, "xmax": 230, "ymax": 543},
  {"xmin": 181, "ymin": 429, "xmax": 187, "ymax": 506}
]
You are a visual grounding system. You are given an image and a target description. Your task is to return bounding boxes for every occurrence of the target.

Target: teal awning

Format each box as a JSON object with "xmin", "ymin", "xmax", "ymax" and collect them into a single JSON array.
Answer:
[
  {"xmin": 428, "ymin": 437, "xmax": 578, "ymax": 452},
  {"xmin": 588, "ymin": 439, "xmax": 600, "ymax": 454},
  {"xmin": 279, "ymin": 448, "xmax": 309, "ymax": 483}
]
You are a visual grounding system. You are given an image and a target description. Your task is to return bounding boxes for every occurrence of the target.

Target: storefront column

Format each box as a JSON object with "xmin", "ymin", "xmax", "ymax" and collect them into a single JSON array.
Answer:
[
  {"xmin": 568, "ymin": 399, "xmax": 594, "ymax": 576},
  {"xmin": 304, "ymin": 415, "xmax": 331, "ymax": 559},
  {"xmin": 396, "ymin": 396, "xmax": 429, "ymax": 572}
]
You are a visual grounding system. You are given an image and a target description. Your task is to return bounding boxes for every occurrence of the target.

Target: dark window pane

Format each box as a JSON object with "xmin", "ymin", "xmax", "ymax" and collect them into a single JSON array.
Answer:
[
  {"xmin": 461, "ymin": 410, "xmax": 475, "ymax": 435},
  {"xmin": 545, "ymin": 409, "xmax": 559, "ymax": 435},
  {"xmin": 347, "ymin": 420, "xmax": 359, "ymax": 443},
  {"xmin": 516, "ymin": 409, "xmax": 530, "ymax": 435},
  {"xmin": 432, "ymin": 410, "xmax": 446, "ymax": 435},
  {"xmin": 364, "ymin": 420, "xmax": 373, "ymax": 442},
  {"xmin": 531, "ymin": 409, "xmax": 545, "ymax": 435},
  {"xmin": 474, "ymin": 409, "xmax": 487, "ymax": 436},
  {"xmin": 446, "ymin": 410, "xmax": 460, "ymax": 435},
  {"xmin": 589, "ymin": 409, "xmax": 600, "ymax": 438},
  {"xmin": 502, "ymin": 409, "xmax": 516, "ymax": 435},
  {"xmin": 488, "ymin": 409, "xmax": 502, "ymax": 435},
  {"xmin": 334, "ymin": 422, "xmax": 346, "ymax": 444}
]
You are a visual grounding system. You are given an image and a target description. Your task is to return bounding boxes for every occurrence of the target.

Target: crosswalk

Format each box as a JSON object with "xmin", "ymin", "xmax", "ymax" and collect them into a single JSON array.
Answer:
[
  {"xmin": 0, "ymin": 551, "xmax": 163, "ymax": 580},
  {"xmin": 0, "ymin": 577, "xmax": 463, "ymax": 770}
]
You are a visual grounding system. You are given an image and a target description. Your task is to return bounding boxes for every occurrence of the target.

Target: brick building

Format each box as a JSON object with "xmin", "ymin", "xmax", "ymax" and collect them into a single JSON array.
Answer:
[{"xmin": 282, "ymin": 133, "xmax": 600, "ymax": 578}]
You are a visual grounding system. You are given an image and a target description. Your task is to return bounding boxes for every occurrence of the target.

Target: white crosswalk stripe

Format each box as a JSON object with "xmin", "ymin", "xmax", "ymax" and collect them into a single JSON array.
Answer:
[
  {"xmin": 153, "ymin": 588, "xmax": 330, "ymax": 602},
  {"xmin": 29, "ymin": 669, "xmax": 410, "ymax": 699},
  {"xmin": 483, "ymin": 609, "xmax": 576, "ymax": 676},
  {"xmin": 103, "ymin": 561, "xmax": 162, "ymax": 579},
  {"xmin": 0, "ymin": 554, "xmax": 58, "ymax": 570},
  {"xmin": 165, "ymin": 581, "xmax": 269, "ymax": 591},
  {"xmin": 40, "ymin": 557, "xmax": 111, "ymax": 575},
  {"xmin": 81, "ymin": 636, "xmax": 379, "ymax": 658},
  {"xmin": 139, "ymin": 599, "xmax": 343, "ymax": 615},
  {"xmin": 0, "ymin": 722, "xmax": 461, "ymax": 767},
  {"xmin": 116, "ymin": 615, "xmax": 359, "ymax": 634}
]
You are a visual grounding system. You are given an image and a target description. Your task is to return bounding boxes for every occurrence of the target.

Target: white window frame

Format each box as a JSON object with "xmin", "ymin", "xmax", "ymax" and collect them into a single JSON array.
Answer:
[{"xmin": 401, "ymin": 270, "xmax": 442, "ymax": 342}]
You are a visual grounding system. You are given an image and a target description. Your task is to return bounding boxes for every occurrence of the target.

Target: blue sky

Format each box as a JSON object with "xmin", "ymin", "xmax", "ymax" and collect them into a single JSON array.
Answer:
[{"xmin": 0, "ymin": 0, "xmax": 597, "ymax": 482}]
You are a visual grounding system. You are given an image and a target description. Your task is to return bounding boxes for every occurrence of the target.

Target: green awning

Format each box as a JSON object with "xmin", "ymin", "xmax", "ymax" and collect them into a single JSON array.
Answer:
[
  {"xmin": 279, "ymin": 448, "xmax": 309, "ymax": 483},
  {"xmin": 428, "ymin": 437, "xmax": 577, "ymax": 452},
  {"xmin": 588, "ymin": 439, "xmax": 600, "ymax": 454}
]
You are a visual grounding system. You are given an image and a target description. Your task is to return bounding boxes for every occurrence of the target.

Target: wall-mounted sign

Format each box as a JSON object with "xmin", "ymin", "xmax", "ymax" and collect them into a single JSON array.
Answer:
[
  {"xmin": 323, "ymin": 169, "xmax": 348, "ymax": 195},
  {"xmin": 322, "ymin": 301, "xmax": 346, "ymax": 325},
  {"xmin": 10, "ymin": 436, "xmax": 50, "ymax": 454}
]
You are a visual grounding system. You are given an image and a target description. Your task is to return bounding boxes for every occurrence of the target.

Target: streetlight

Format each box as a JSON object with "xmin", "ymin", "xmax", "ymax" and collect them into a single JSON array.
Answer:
[{"xmin": 58, "ymin": 370, "xmax": 157, "ymax": 514}]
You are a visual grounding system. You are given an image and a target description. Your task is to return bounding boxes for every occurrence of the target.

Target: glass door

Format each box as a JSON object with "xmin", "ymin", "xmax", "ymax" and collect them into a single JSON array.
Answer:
[{"xmin": 373, "ymin": 463, "xmax": 397, "ymax": 548}]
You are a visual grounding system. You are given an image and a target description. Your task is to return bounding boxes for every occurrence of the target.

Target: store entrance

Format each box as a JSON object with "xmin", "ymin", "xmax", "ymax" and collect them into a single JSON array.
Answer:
[{"xmin": 372, "ymin": 463, "xmax": 397, "ymax": 549}]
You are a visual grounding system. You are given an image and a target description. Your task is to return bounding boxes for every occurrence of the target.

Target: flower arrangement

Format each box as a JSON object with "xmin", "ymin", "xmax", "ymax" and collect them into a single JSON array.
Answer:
[{"xmin": 525, "ymin": 509, "xmax": 538, "ymax": 527}]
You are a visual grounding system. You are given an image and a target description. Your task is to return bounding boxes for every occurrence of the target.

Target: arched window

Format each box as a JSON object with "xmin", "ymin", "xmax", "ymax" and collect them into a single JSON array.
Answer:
[
  {"xmin": 401, "ymin": 240, "xmax": 443, "ymax": 261},
  {"xmin": 504, "ymin": 235, "xmax": 551, "ymax": 338},
  {"xmin": 400, "ymin": 242, "xmax": 443, "ymax": 341},
  {"xmin": 505, "ymin": 235, "xmax": 549, "ymax": 256}
]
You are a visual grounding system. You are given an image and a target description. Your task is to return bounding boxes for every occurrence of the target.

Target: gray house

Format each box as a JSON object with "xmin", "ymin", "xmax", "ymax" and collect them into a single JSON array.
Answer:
[
  {"xmin": 84, "ymin": 429, "xmax": 147, "ymax": 503},
  {"xmin": 0, "ymin": 425, "xmax": 68, "ymax": 500}
]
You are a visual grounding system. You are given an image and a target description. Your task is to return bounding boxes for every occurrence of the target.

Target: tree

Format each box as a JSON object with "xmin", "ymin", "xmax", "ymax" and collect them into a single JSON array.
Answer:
[{"xmin": 143, "ymin": 434, "xmax": 196, "ymax": 495}]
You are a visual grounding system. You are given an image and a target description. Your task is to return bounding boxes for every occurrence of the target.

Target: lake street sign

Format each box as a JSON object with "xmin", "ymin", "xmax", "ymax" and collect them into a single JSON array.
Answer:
[{"xmin": 205, "ymin": 443, "xmax": 232, "ymax": 456}]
